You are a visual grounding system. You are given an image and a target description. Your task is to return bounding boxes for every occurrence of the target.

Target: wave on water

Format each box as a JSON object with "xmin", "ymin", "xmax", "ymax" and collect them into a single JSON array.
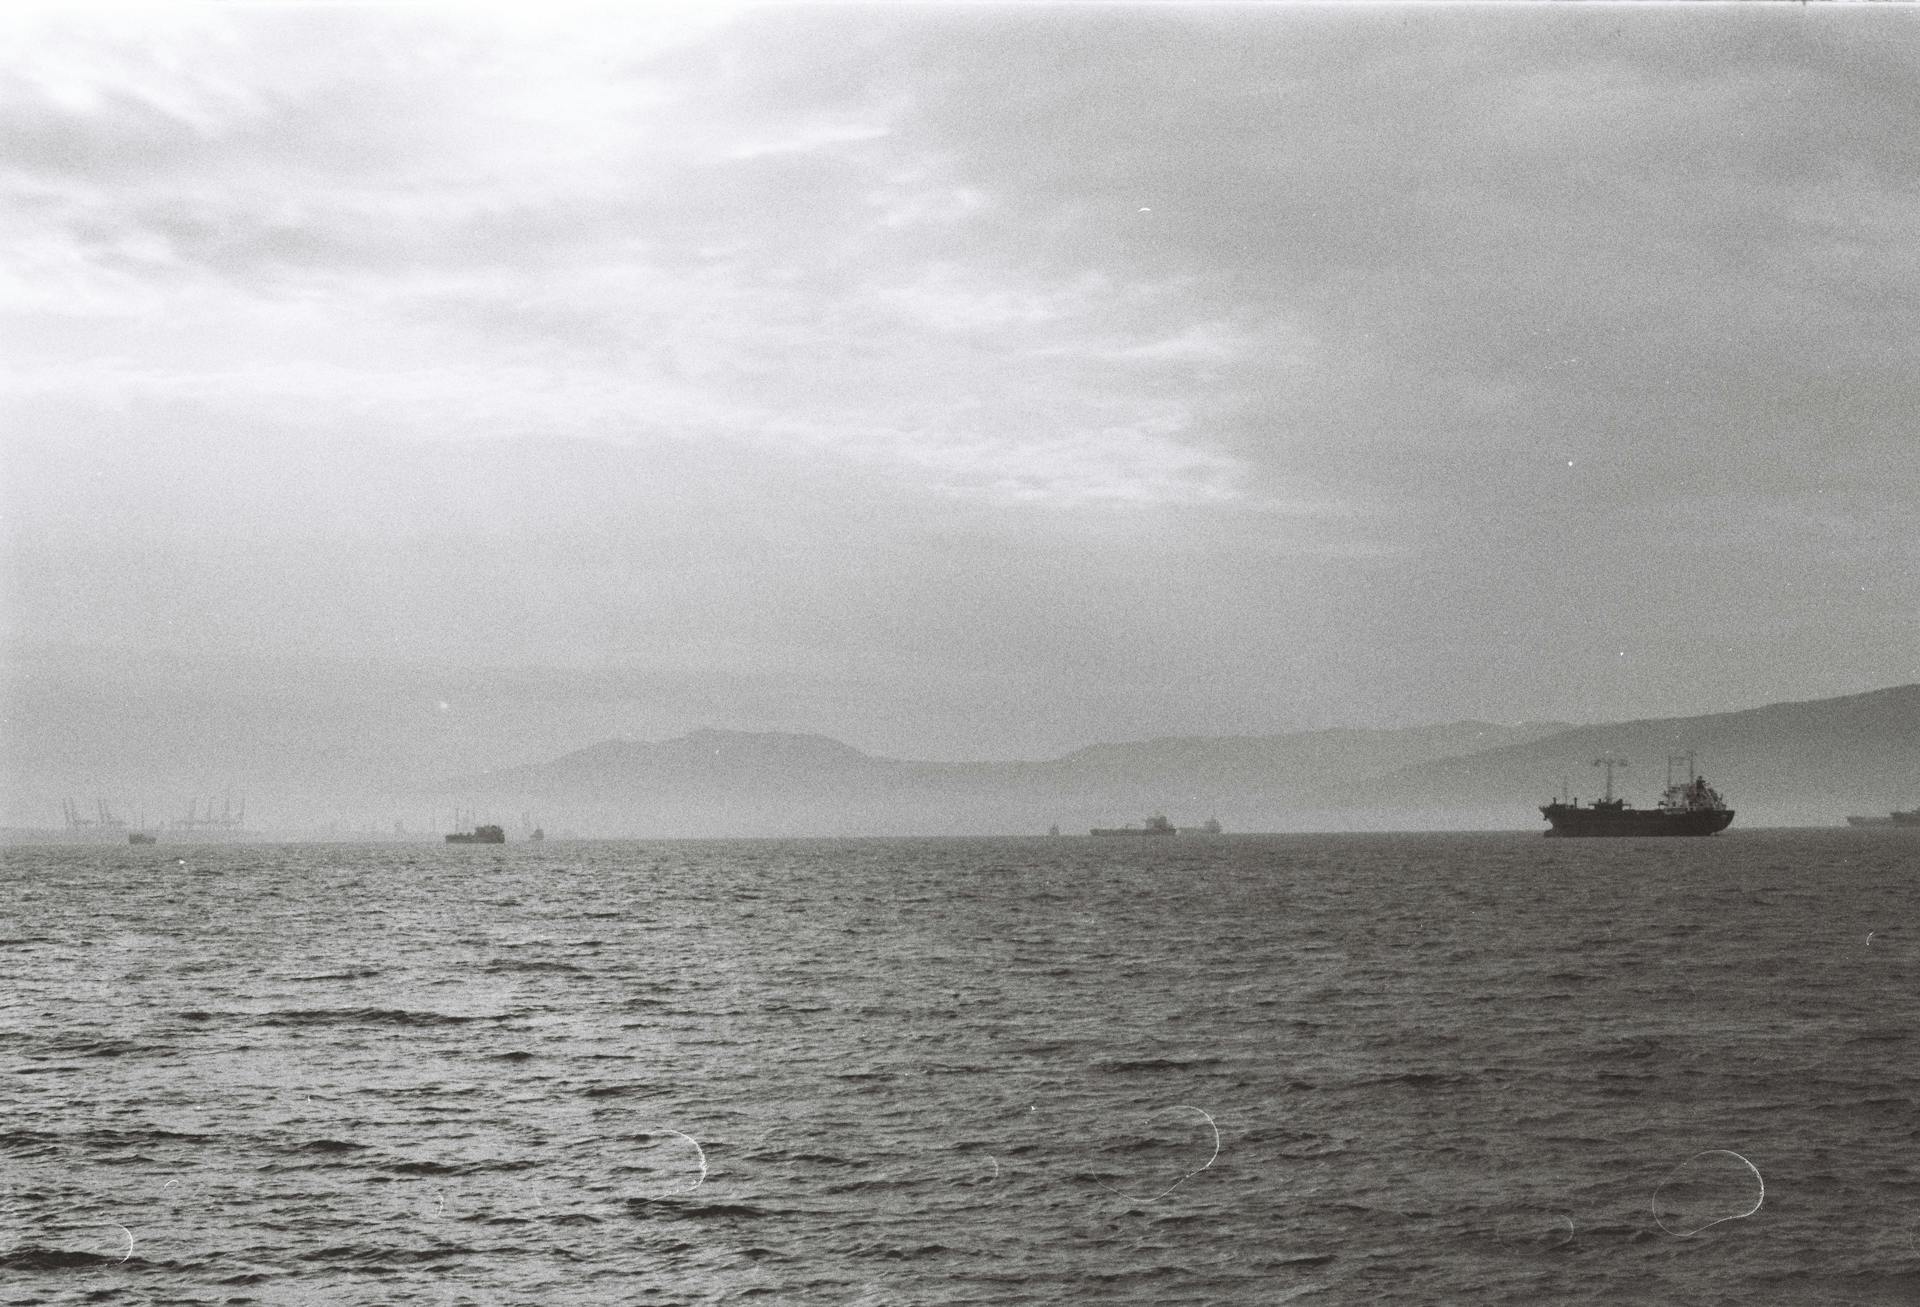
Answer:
[
  {"xmin": 3, "ymin": 832, "xmax": 1916, "ymax": 1305},
  {"xmin": 0, "ymin": 1246, "xmax": 143, "ymax": 1271},
  {"xmin": 257, "ymin": 1007, "xmax": 506, "ymax": 1027}
]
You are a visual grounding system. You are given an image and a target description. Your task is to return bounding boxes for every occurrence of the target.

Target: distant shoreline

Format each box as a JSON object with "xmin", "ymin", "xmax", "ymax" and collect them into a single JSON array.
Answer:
[{"xmin": 4, "ymin": 823, "xmax": 1900, "ymax": 849}]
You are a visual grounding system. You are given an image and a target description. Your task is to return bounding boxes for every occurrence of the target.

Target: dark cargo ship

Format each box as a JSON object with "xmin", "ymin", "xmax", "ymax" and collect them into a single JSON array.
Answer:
[
  {"xmin": 1091, "ymin": 814, "xmax": 1177, "ymax": 837},
  {"xmin": 1541, "ymin": 754, "xmax": 1733, "ymax": 837},
  {"xmin": 447, "ymin": 824, "xmax": 506, "ymax": 844},
  {"xmin": 1846, "ymin": 806, "xmax": 1920, "ymax": 827}
]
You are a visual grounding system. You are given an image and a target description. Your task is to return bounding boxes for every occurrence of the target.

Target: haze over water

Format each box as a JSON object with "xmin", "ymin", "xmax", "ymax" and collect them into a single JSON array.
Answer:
[{"xmin": 5, "ymin": 830, "xmax": 1916, "ymax": 1304}]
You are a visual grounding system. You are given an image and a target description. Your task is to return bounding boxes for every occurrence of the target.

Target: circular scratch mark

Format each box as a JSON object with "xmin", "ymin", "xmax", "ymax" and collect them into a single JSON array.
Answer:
[
  {"xmin": 114, "ymin": 1224, "xmax": 134, "ymax": 1263},
  {"xmin": 653, "ymin": 1127, "xmax": 708, "ymax": 1193},
  {"xmin": 1540, "ymin": 1214, "xmax": 1575, "ymax": 1249},
  {"xmin": 1652, "ymin": 1148, "xmax": 1764, "ymax": 1237},
  {"xmin": 1095, "ymin": 1105, "xmax": 1221, "ymax": 1203}
]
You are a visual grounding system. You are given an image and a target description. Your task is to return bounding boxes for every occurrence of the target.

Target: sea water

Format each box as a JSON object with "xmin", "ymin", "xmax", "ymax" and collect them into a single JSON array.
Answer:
[{"xmin": 2, "ymin": 830, "xmax": 1916, "ymax": 1305}]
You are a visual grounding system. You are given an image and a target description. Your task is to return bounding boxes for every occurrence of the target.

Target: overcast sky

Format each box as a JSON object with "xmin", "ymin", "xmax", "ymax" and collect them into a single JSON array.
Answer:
[{"xmin": 3, "ymin": 4, "xmax": 1916, "ymax": 765}]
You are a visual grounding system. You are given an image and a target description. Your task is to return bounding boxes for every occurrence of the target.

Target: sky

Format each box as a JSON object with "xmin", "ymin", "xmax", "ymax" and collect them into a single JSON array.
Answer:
[{"xmin": 3, "ymin": 2, "xmax": 1917, "ymax": 782}]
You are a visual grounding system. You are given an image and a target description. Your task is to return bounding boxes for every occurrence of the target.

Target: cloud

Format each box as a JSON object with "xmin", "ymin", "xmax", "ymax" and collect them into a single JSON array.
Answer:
[
  {"xmin": 3, "ymin": 5, "xmax": 1915, "ymax": 748},
  {"xmin": 3, "ymin": 9, "xmax": 1267, "ymax": 512},
  {"xmin": 727, "ymin": 117, "xmax": 891, "ymax": 160}
]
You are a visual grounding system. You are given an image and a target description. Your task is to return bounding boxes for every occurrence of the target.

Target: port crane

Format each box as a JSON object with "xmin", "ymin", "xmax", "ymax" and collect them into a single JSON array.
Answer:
[
  {"xmin": 175, "ymin": 793, "xmax": 246, "ymax": 831},
  {"xmin": 62, "ymin": 798, "xmax": 127, "ymax": 831}
]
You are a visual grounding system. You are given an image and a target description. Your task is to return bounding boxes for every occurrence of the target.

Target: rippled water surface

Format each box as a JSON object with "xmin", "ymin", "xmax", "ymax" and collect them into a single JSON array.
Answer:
[{"xmin": 4, "ymin": 830, "xmax": 1918, "ymax": 1304}]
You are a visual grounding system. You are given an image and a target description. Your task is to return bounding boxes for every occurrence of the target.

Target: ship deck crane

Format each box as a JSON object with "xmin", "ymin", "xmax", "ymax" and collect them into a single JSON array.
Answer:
[{"xmin": 1592, "ymin": 755, "xmax": 1629, "ymax": 803}]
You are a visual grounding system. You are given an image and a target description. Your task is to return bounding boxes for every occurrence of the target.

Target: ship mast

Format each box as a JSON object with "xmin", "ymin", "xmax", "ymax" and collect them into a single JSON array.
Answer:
[
  {"xmin": 1666, "ymin": 752, "xmax": 1697, "ymax": 789},
  {"xmin": 1591, "ymin": 755, "xmax": 1629, "ymax": 802}
]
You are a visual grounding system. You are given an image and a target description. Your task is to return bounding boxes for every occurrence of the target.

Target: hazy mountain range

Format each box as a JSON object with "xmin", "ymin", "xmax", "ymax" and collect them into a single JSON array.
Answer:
[
  {"xmin": 432, "ymin": 684, "xmax": 1919, "ymax": 836},
  {"xmin": 6, "ymin": 651, "xmax": 1913, "ymax": 836}
]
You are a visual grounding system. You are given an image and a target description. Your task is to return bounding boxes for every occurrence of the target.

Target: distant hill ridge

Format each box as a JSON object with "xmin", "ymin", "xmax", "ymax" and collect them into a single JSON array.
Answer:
[
  {"xmin": 1345, "ymin": 682, "xmax": 1920, "ymax": 827},
  {"xmin": 449, "ymin": 717, "xmax": 1573, "ymax": 795},
  {"xmin": 436, "ymin": 683, "xmax": 1919, "ymax": 835}
]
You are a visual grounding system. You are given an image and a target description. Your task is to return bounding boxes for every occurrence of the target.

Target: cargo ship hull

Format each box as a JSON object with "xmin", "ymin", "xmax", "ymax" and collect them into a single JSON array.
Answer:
[
  {"xmin": 1850, "ymin": 810, "xmax": 1920, "ymax": 827},
  {"xmin": 1541, "ymin": 803, "xmax": 1734, "ymax": 837}
]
